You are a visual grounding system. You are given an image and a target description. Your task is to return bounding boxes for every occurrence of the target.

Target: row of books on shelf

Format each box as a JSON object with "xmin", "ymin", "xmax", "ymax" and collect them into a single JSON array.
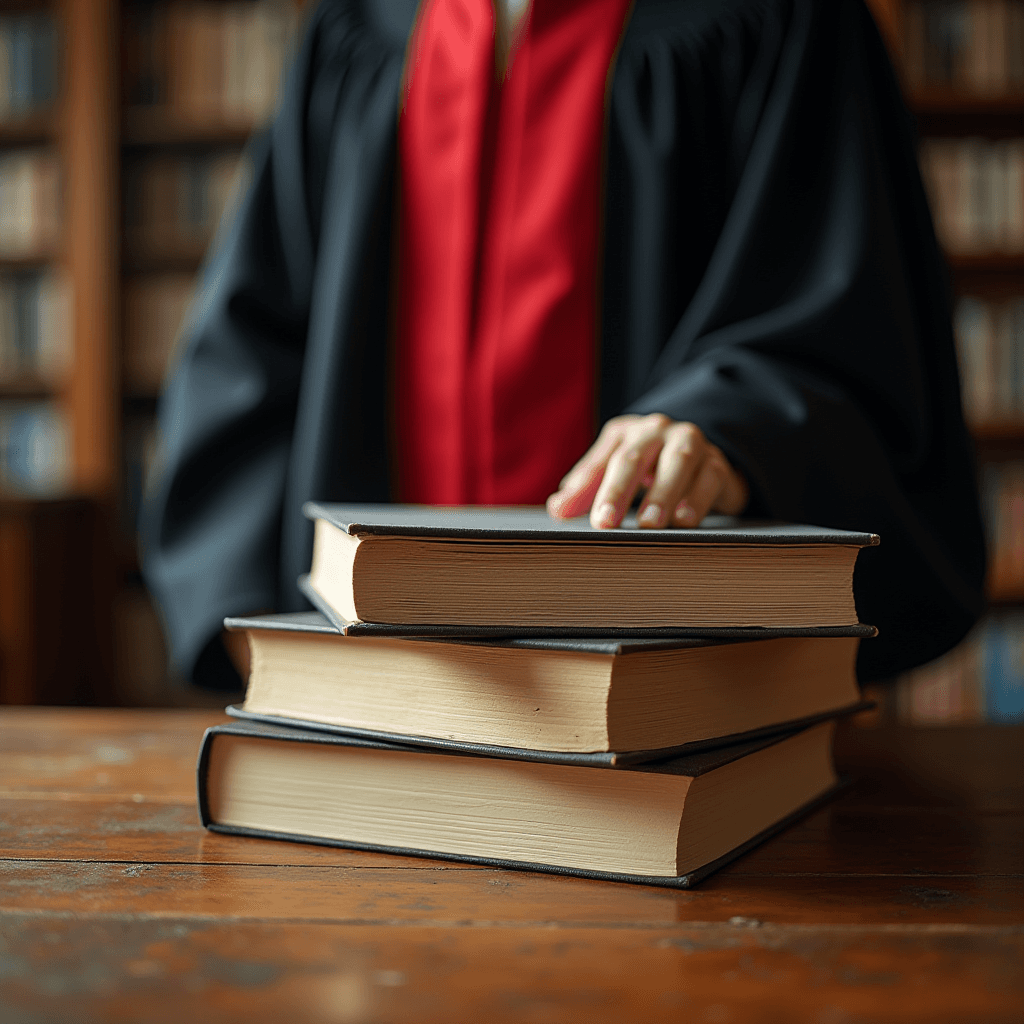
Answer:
[
  {"xmin": 903, "ymin": 0, "xmax": 1024, "ymax": 94},
  {"xmin": 124, "ymin": 0, "xmax": 300, "ymax": 126},
  {"xmin": 0, "ymin": 270, "xmax": 71, "ymax": 380},
  {"xmin": 954, "ymin": 294, "xmax": 1024, "ymax": 422},
  {"xmin": 125, "ymin": 152, "xmax": 245, "ymax": 258},
  {"xmin": 891, "ymin": 610, "xmax": 1024, "ymax": 724},
  {"xmin": 919, "ymin": 138, "xmax": 1024, "ymax": 256},
  {"xmin": 0, "ymin": 399, "xmax": 68, "ymax": 495},
  {"xmin": 983, "ymin": 459, "xmax": 1024, "ymax": 597},
  {"xmin": 0, "ymin": 14, "xmax": 58, "ymax": 122},
  {"xmin": 0, "ymin": 149, "xmax": 60, "ymax": 258}
]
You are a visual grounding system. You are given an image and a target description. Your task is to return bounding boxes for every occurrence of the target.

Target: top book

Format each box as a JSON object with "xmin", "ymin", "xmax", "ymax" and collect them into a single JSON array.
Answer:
[{"xmin": 303, "ymin": 503, "xmax": 879, "ymax": 635}]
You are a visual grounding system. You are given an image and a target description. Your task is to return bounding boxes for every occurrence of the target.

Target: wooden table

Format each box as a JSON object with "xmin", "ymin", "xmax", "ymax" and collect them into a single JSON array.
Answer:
[{"xmin": 1, "ymin": 709, "xmax": 1021, "ymax": 1023}]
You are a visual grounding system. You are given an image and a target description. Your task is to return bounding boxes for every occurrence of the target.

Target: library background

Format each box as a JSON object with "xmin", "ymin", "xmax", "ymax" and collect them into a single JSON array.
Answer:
[{"xmin": 0, "ymin": 0, "xmax": 1021, "ymax": 723}]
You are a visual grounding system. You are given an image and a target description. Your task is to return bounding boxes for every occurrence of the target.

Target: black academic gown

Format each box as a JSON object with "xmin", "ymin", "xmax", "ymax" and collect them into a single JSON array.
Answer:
[{"xmin": 140, "ymin": 0, "xmax": 987, "ymax": 687}]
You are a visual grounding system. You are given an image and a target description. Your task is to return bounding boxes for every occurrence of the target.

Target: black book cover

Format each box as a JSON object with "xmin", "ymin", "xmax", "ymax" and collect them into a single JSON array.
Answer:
[
  {"xmin": 303, "ymin": 502, "xmax": 880, "ymax": 547},
  {"xmin": 197, "ymin": 717, "xmax": 844, "ymax": 890}
]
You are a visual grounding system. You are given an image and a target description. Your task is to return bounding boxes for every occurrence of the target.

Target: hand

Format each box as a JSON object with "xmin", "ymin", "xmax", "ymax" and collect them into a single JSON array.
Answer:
[{"xmin": 546, "ymin": 414, "xmax": 749, "ymax": 530}]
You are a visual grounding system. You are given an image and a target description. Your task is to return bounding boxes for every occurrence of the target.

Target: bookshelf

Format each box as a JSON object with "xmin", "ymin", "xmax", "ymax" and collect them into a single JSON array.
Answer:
[
  {"xmin": 0, "ymin": 0, "xmax": 296, "ymax": 705},
  {"xmin": 860, "ymin": 0, "xmax": 1024, "ymax": 724}
]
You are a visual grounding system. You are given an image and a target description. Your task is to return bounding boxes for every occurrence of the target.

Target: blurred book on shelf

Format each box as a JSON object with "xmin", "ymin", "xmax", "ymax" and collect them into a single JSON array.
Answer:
[
  {"xmin": 982, "ymin": 460, "xmax": 1024, "ymax": 599},
  {"xmin": 954, "ymin": 295, "xmax": 1024, "ymax": 424},
  {"xmin": 0, "ymin": 269, "xmax": 72, "ymax": 382},
  {"xmin": 904, "ymin": 0, "xmax": 1024, "ymax": 95},
  {"xmin": 124, "ymin": 273, "xmax": 194, "ymax": 394},
  {"xmin": 0, "ymin": 13, "xmax": 58, "ymax": 122},
  {"xmin": 919, "ymin": 138, "xmax": 1024, "ymax": 255},
  {"xmin": 0, "ymin": 399, "xmax": 69, "ymax": 496},
  {"xmin": 123, "ymin": 0, "xmax": 300, "ymax": 128},
  {"xmin": 124, "ymin": 150, "xmax": 245, "ymax": 261},
  {"xmin": 892, "ymin": 611, "xmax": 1024, "ymax": 724},
  {"xmin": 0, "ymin": 149, "xmax": 60, "ymax": 257}
]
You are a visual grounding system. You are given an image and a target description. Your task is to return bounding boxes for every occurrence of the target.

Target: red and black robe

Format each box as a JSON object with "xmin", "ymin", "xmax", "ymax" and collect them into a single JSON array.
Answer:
[{"xmin": 141, "ymin": 0, "xmax": 987, "ymax": 686}]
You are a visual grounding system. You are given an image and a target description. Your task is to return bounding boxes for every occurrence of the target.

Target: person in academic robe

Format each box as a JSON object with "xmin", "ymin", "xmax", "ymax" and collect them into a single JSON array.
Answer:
[{"xmin": 139, "ymin": 0, "xmax": 987, "ymax": 690}]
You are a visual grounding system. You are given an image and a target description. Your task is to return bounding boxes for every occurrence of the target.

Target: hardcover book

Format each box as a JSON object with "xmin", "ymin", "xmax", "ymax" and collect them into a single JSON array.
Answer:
[
  {"xmin": 301, "ymin": 503, "xmax": 880, "ymax": 635},
  {"xmin": 225, "ymin": 611, "xmax": 868, "ymax": 761},
  {"xmin": 198, "ymin": 716, "xmax": 841, "ymax": 888}
]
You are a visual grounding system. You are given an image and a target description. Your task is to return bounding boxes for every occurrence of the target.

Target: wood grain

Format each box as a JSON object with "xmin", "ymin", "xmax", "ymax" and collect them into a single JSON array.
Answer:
[
  {"xmin": 1, "ymin": 916, "xmax": 1021, "ymax": 1024},
  {"xmin": 1, "ymin": 861, "xmax": 1021, "ymax": 927},
  {"xmin": 0, "ymin": 708, "xmax": 223, "ymax": 800},
  {"xmin": 2, "ymin": 710, "xmax": 1022, "ymax": 1023}
]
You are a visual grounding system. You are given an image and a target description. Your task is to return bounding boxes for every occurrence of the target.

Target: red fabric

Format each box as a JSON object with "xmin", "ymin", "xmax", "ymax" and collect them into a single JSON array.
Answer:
[{"xmin": 397, "ymin": 0, "xmax": 632, "ymax": 504}]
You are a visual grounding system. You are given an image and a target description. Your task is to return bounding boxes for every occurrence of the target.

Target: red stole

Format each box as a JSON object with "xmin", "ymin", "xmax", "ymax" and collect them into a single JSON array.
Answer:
[{"xmin": 396, "ymin": 0, "xmax": 632, "ymax": 504}]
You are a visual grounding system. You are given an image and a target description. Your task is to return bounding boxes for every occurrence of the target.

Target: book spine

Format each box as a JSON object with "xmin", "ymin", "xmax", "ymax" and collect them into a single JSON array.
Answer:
[
  {"xmin": 983, "ymin": 612, "xmax": 1024, "ymax": 722},
  {"xmin": 123, "ymin": 273, "xmax": 195, "ymax": 394},
  {"xmin": 0, "ymin": 399, "xmax": 70, "ymax": 495}
]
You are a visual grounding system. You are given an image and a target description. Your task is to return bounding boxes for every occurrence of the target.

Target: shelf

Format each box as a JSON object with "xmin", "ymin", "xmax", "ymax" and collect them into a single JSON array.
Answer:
[
  {"xmin": 0, "ymin": 253, "xmax": 61, "ymax": 271},
  {"xmin": 911, "ymin": 90, "xmax": 1024, "ymax": 113},
  {"xmin": 913, "ymin": 93, "xmax": 1024, "ymax": 140},
  {"xmin": 122, "ymin": 107, "xmax": 256, "ymax": 147},
  {"xmin": 0, "ymin": 112, "xmax": 56, "ymax": 146},
  {"xmin": 946, "ymin": 254, "xmax": 1024, "ymax": 271},
  {"xmin": 122, "ymin": 245, "xmax": 207, "ymax": 274},
  {"xmin": 0, "ymin": 373, "xmax": 61, "ymax": 400},
  {"xmin": 948, "ymin": 255, "xmax": 1024, "ymax": 293},
  {"xmin": 971, "ymin": 421, "xmax": 1024, "ymax": 443}
]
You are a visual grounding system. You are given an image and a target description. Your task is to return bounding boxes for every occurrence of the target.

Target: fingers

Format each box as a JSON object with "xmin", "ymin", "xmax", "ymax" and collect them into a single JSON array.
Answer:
[
  {"xmin": 588, "ymin": 415, "xmax": 669, "ymax": 528},
  {"xmin": 635, "ymin": 423, "xmax": 706, "ymax": 529},
  {"xmin": 546, "ymin": 414, "xmax": 749, "ymax": 530},
  {"xmin": 546, "ymin": 425, "xmax": 624, "ymax": 519},
  {"xmin": 642, "ymin": 442, "xmax": 749, "ymax": 529}
]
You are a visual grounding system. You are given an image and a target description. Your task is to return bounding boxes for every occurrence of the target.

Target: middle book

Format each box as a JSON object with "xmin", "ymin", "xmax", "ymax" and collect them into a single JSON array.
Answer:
[{"xmin": 225, "ymin": 611, "xmax": 864, "ymax": 764}]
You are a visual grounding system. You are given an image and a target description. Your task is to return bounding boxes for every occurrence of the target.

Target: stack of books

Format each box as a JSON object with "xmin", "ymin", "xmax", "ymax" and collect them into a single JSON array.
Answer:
[{"xmin": 198, "ymin": 504, "xmax": 879, "ymax": 888}]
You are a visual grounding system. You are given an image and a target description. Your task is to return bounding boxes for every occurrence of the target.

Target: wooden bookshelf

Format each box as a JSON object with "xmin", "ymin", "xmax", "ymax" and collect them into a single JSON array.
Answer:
[
  {"xmin": 0, "ymin": 112, "xmax": 55, "ymax": 145},
  {"xmin": 122, "ymin": 107, "xmax": 256, "ymax": 147},
  {"xmin": 881, "ymin": 0, "xmax": 1024, "ymax": 723},
  {"xmin": 0, "ymin": 373, "xmax": 59, "ymax": 400}
]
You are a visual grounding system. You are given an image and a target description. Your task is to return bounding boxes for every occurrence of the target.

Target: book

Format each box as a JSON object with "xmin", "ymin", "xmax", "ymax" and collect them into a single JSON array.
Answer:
[
  {"xmin": 301, "ymin": 503, "xmax": 879, "ymax": 635},
  {"xmin": 982, "ymin": 460, "xmax": 1024, "ymax": 600},
  {"xmin": 0, "ymin": 149, "xmax": 60, "ymax": 258},
  {"xmin": 904, "ymin": 0, "xmax": 1024, "ymax": 94},
  {"xmin": 0, "ymin": 14, "xmax": 57, "ymax": 121},
  {"xmin": 124, "ymin": 152, "xmax": 245, "ymax": 260},
  {"xmin": 198, "ymin": 716, "xmax": 841, "ymax": 888},
  {"xmin": 225, "ymin": 611, "xmax": 866, "ymax": 760},
  {"xmin": 0, "ymin": 399, "xmax": 69, "ymax": 495},
  {"xmin": 0, "ymin": 270, "xmax": 71, "ymax": 381},
  {"xmin": 123, "ymin": 273, "xmax": 195, "ymax": 394},
  {"xmin": 893, "ymin": 609, "xmax": 1024, "ymax": 724},
  {"xmin": 124, "ymin": 0, "xmax": 299, "ymax": 126},
  {"xmin": 919, "ymin": 137, "xmax": 1024, "ymax": 257}
]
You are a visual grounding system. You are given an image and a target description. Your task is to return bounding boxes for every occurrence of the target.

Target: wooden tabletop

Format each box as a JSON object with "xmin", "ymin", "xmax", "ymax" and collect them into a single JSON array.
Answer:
[{"xmin": 1, "ymin": 708, "xmax": 1021, "ymax": 1023}]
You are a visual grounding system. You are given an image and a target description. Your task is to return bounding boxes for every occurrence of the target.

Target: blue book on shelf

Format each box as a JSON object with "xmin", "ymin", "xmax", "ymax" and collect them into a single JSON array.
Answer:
[
  {"xmin": 983, "ymin": 617, "xmax": 1024, "ymax": 724},
  {"xmin": 8, "ymin": 18, "xmax": 32, "ymax": 113}
]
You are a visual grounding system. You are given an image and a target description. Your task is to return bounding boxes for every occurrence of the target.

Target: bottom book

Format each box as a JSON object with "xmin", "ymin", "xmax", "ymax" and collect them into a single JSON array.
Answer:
[{"xmin": 198, "ymin": 717, "xmax": 839, "ymax": 888}]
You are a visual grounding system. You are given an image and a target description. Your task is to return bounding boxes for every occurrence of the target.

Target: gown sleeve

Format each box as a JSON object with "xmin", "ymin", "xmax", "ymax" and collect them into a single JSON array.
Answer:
[
  {"xmin": 138, "ymin": 4, "xmax": 351, "ymax": 686},
  {"xmin": 613, "ymin": 0, "xmax": 986, "ymax": 679}
]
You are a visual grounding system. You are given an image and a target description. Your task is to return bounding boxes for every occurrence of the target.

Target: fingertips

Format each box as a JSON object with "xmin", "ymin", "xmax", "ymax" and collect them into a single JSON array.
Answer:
[
  {"xmin": 675, "ymin": 456, "xmax": 726, "ymax": 528},
  {"xmin": 546, "ymin": 488, "xmax": 593, "ymax": 519},
  {"xmin": 591, "ymin": 500, "xmax": 620, "ymax": 529}
]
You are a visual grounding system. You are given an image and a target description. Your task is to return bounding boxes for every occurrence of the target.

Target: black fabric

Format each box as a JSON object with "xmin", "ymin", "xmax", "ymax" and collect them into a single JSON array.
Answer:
[{"xmin": 140, "ymin": 0, "xmax": 986, "ymax": 687}]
